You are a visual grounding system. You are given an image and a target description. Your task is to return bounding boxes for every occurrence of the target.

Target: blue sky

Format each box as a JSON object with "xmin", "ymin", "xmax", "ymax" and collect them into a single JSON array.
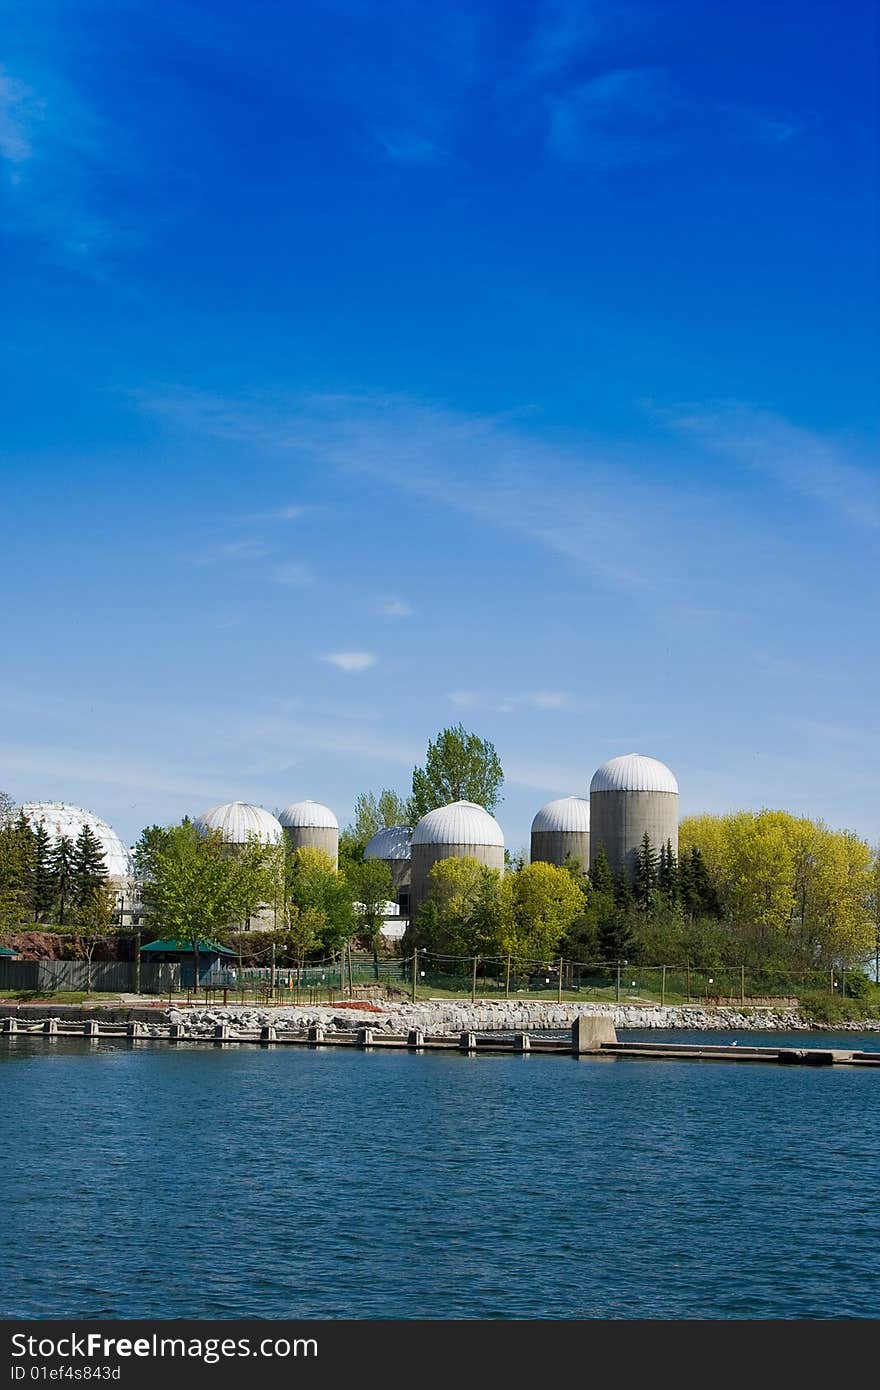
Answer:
[{"xmin": 1, "ymin": 0, "xmax": 878, "ymax": 854}]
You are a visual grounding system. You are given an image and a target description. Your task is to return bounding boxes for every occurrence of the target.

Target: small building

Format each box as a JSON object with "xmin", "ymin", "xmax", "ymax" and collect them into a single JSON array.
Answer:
[{"xmin": 140, "ymin": 938, "xmax": 236, "ymax": 987}]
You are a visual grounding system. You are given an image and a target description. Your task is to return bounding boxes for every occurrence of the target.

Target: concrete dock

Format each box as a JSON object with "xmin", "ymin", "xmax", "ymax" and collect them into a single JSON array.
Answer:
[{"xmin": 2, "ymin": 1014, "xmax": 878, "ymax": 1067}]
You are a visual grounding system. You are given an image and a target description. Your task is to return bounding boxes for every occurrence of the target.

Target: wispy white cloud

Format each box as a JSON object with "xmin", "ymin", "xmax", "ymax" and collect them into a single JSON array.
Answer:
[
  {"xmin": 450, "ymin": 689, "xmax": 576, "ymax": 713},
  {"xmin": 322, "ymin": 650, "xmax": 377, "ymax": 673},
  {"xmin": 247, "ymin": 504, "xmax": 307, "ymax": 523},
  {"xmin": 373, "ymin": 130, "xmax": 450, "ymax": 166},
  {"xmin": 0, "ymin": 67, "xmax": 35, "ymax": 165},
  {"xmin": 662, "ymin": 401, "xmax": 880, "ymax": 532},
  {"xmin": 0, "ymin": 60, "xmax": 122, "ymax": 264},
  {"xmin": 719, "ymin": 102, "xmax": 807, "ymax": 145},
  {"xmin": 547, "ymin": 67, "xmax": 685, "ymax": 167},
  {"xmin": 376, "ymin": 597, "xmax": 413, "ymax": 619},
  {"xmin": 273, "ymin": 561, "xmax": 316, "ymax": 587}
]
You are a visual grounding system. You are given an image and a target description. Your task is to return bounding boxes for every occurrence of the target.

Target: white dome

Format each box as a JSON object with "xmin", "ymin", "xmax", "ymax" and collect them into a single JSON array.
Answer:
[
  {"xmin": 20, "ymin": 802, "xmax": 133, "ymax": 884},
  {"xmin": 193, "ymin": 801, "xmax": 283, "ymax": 846},
  {"xmin": 412, "ymin": 801, "xmax": 504, "ymax": 848},
  {"xmin": 590, "ymin": 754, "xmax": 679, "ymax": 795},
  {"xmin": 364, "ymin": 825, "xmax": 412, "ymax": 861},
  {"xmin": 531, "ymin": 796, "xmax": 591, "ymax": 834},
  {"xmin": 278, "ymin": 800, "xmax": 339, "ymax": 830}
]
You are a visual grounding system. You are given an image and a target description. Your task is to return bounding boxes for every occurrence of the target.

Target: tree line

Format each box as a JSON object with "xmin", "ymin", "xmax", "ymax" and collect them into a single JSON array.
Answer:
[{"xmin": 0, "ymin": 793, "xmax": 116, "ymax": 935}]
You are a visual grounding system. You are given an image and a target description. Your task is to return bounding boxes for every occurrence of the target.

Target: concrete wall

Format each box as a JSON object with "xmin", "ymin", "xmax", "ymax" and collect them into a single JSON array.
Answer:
[
  {"xmin": 530, "ymin": 829, "xmax": 590, "ymax": 871},
  {"xmin": 589, "ymin": 790, "xmax": 679, "ymax": 881},
  {"xmin": 283, "ymin": 825, "xmax": 339, "ymax": 868},
  {"xmin": 410, "ymin": 843, "xmax": 505, "ymax": 922}
]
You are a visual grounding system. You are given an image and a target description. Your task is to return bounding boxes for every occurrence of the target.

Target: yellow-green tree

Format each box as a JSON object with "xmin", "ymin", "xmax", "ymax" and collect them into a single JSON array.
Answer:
[
  {"xmin": 680, "ymin": 810, "xmax": 874, "ymax": 967},
  {"xmin": 411, "ymin": 856, "xmax": 505, "ymax": 958},
  {"xmin": 500, "ymin": 861, "xmax": 584, "ymax": 964}
]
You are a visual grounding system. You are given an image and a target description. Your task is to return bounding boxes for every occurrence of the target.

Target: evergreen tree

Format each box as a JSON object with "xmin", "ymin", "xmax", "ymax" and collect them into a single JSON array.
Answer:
[
  {"xmin": 28, "ymin": 821, "xmax": 55, "ymax": 922},
  {"xmin": 685, "ymin": 846, "xmax": 721, "ymax": 919},
  {"xmin": 658, "ymin": 839, "xmax": 679, "ymax": 906},
  {"xmin": 613, "ymin": 870, "xmax": 633, "ymax": 910},
  {"xmin": 0, "ymin": 805, "xmax": 33, "ymax": 937},
  {"xmin": 589, "ymin": 846, "xmax": 615, "ymax": 895},
  {"xmin": 598, "ymin": 910, "xmax": 636, "ymax": 963},
  {"xmin": 634, "ymin": 832, "xmax": 658, "ymax": 911},
  {"xmin": 71, "ymin": 825, "xmax": 108, "ymax": 913},
  {"xmin": 51, "ymin": 836, "xmax": 75, "ymax": 926}
]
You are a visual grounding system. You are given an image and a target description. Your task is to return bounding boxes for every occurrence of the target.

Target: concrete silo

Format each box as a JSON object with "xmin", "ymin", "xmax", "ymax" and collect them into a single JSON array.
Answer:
[
  {"xmin": 364, "ymin": 824, "xmax": 412, "ymax": 914},
  {"xmin": 409, "ymin": 800, "xmax": 504, "ymax": 921},
  {"xmin": 193, "ymin": 801, "xmax": 284, "ymax": 930},
  {"xmin": 530, "ymin": 797, "xmax": 590, "ymax": 871},
  {"xmin": 588, "ymin": 754, "xmax": 679, "ymax": 882},
  {"xmin": 279, "ymin": 800, "xmax": 339, "ymax": 867}
]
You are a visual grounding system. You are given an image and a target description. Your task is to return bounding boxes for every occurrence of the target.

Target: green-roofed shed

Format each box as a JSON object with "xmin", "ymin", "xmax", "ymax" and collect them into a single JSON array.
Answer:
[{"xmin": 139, "ymin": 938, "xmax": 235, "ymax": 987}]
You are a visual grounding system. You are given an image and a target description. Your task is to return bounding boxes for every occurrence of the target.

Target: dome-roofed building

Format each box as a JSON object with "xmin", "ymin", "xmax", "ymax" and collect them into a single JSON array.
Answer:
[
  {"xmin": 530, "ymin": 796, "xmax": 590, "ymax": 872},
  {"xmin": 279, "ymin": 800, "xmax": 339, "ymax": 866},
  {"xmin": 589, "ymin": 753, "xmax": 679, "ymax": 882},
  {"xmin": 193, "ymin": 801, "xmax": 283, "ymax": 847},
  {"xmin": 20, "ymin": 802, "xmax": 133, "ymax": 885},
  {"xmin": 193, "ymin": 801, "xmax": 283, "ymax": 931},
  {"xmin": 364, "ymin": 824, "xmax": 413, "ymax": 915},
  {"xmin": 409, "ymin": 801, "xmax": 505, "ymax": 920}
]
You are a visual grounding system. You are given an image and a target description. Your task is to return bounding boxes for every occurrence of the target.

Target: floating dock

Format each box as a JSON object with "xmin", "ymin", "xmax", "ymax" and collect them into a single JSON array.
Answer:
[{"xmin": 1, "ymin": 1014, "xmax": 878, "ymax": 1067}]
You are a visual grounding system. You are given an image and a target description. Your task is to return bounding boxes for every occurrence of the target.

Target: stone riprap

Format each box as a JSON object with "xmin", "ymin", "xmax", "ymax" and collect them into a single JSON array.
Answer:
[{"xmin": 165, "ymin": 999, "xmax": 812, "ymax": 1036}]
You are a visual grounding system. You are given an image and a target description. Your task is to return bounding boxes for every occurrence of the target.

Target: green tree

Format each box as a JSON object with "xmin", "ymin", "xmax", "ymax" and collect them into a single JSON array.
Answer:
[
  {"xmin": 589, "ymin": 846, "xmax": 614, "ymax": 895},
  {"xmin": 0, "ymin": 800, "xmax": 32, "ymax": 938},
  {"xmin": 274, "ymin": 905, "xmax": 325, "ymax": 983},
  {"xmin": 148, "ymin": 821, "xmax": 238, "ymax": 986},
  {"xmin": 634, "ymin": 832, "xmax": 658, "ymax": 911},
  {"xmin": 346, "ymin": 857, "xmax": 394, "ymax": 963},
  {"xmin": 500, "ymin": 861, "xmax": 585, "ymax": 964},
  {"xmin": 598, "ymin": 910, "xmax": 636, "ymax": 964},
  {"xmin": 340, "ymin": 789, "xmax": 411, "ymax": 867},
  {"xmin": 74, "ymin": 885, "xmax": 119, "ymax": 991},
  {"xmin": 71, "ymin": 824, "xmax": 109, "ymax": 913},
  {"xmin": 28, "ymin": 821, "xmax": 56, "ymax": 922},
  {"xmin": 409, "ymin": 724, "xmax": 503, "ymax": 822},
  {"xmin": 285, "ymin": 846, "xmax": 354, "ymax": 958},
  {"xmin": 657, "ymin": 840, "xmax": 679, "ymax": 907},
  {"xmin": 51, "ymin": 835, "xmax": 75, "ymax": 926},
  {"xmin": 409, "ymin": 856, "xmax": 505, "ymax": 959}
]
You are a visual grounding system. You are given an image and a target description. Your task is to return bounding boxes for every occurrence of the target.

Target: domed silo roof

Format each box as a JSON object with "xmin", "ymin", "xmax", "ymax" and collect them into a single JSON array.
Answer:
[
  {"xmin": 278, "ymin": 800, "xmax": 339, "ymax": 830},
  {"xmin": 193, "ymin": 801, "xmax": 283, "ymax": 846},
  {"xmin": 531, "ymin": 796, "xmax": 591, "ymax": 834},
  {"xmin": 412, "ymin": 801, "xmax": 504, "ymax": 848},
  {"xmin": 20, "ymin": 801, "xmax": 133, "ymax": 883},
  {"xmin": 590, "ymin": 754, "xmax": 679, "ymax": 795},
  {"xmin": 364, "ymin": 825, "xmax": 412, "ymax": 861}
]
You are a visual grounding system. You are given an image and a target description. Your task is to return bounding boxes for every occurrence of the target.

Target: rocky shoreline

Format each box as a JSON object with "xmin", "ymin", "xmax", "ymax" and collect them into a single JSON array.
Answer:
[
  {"xmin": 160, "ymin": 999, "xmax": 880, "ymax": 1036},
  {"xmin": 3, "ymin": 997, "xmax": 878, "ymax": 1036}
]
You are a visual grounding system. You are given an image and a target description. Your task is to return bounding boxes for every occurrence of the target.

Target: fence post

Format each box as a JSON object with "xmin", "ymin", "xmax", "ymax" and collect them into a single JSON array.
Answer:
[
  {"xmin": 505, "ymin": 953, "xmax": 511, "ymax": 1000},
  {"xmin": 741, "ymin": 965, "xmax": 746, "ymax": 1006},
  {"xmin": 471, "ymin": 957, "xmax": 477, "ymax": 1004},
  {"xmin": 830, "ymin": 967, "xmax": 834, "ymax": 997},
  {"xmin": 412, "ymin": 948, "xmax": 418, "ymax": 1004},
  {"xmin": 616, "ymin": 962, "xmax": 621, "ymax": 1003},
  {"xmin": 686, "ymin": 961, "xmax": 691, "ymax": 1002},
  {"xmin": 557, "ymin": 957, "xmax": 563, "ymax": 1004},
  {"xmin": 661, "ymin": 964, "xmax": 666, "ymax": 1007}
]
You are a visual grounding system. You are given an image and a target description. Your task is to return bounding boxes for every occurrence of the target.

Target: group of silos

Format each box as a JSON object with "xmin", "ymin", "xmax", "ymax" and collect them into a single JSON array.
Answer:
[
  {"xmin": 186, "ymin": 751, "xmax": 678, "ymax": 928},
  {"xmin": 366, "ymin": 751, "xmax": 679, "ymax": 922}
]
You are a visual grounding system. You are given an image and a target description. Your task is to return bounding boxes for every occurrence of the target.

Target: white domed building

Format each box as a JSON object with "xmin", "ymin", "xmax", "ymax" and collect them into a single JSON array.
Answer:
[
  {"xmin": 193, "ymin": 801, "xmax": 284, "ymax": 931},
  {"xmin": 279, "ymin": 800, "xmax": 339, "ymax": 866},
  {"xmin": 21, "ymin": 801, "xmax": 133, "ymax": 885},
  {"xmin": 364, "ymin": 824, "xmax": 412, "ymax": 913},
  {"xmin": 530, "ymin": 797, "xmax": 590, "ymax": 871},
  {"xmin": 409, "ymin": 801, "xmax": 505, "ymax": 919},
  {"xmin": 588, "ymin": 754, "xmax": 679, "ymax": 882}
]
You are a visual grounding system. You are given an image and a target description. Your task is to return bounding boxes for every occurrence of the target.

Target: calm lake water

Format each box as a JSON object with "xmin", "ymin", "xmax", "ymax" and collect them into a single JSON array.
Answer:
[{"xmin": 2, "ymin": 1031, "xmax": 879, "ymax": 1320}]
